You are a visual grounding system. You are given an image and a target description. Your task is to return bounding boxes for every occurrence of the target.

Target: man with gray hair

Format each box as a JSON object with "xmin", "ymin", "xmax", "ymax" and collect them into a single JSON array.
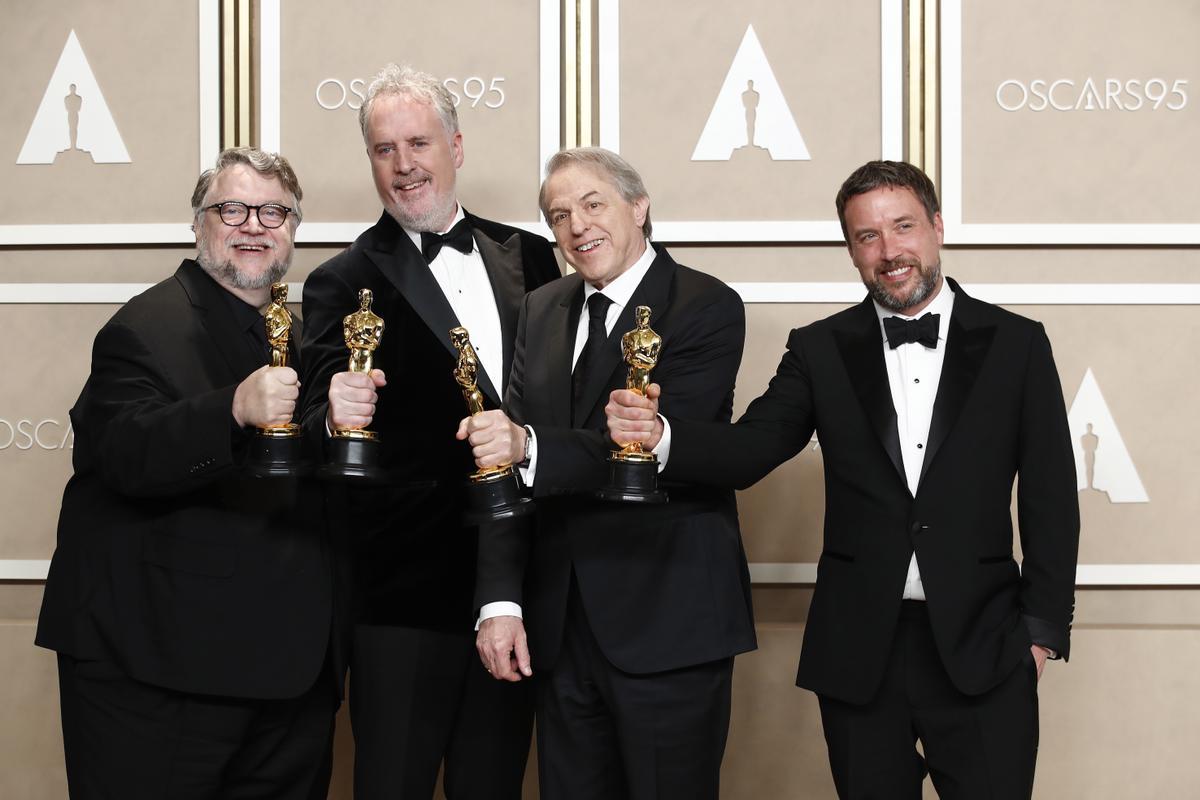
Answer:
[
  {"xmin": 37, "ymin": 147, "xmax": 343, "ymax": 798},
  {"xmin": 299, "ymin": 63, "xmax": 559, "ymax": 799},
  {"xmin": 460, "ymin": 147, "xmax": 756, "ymax": 799}
]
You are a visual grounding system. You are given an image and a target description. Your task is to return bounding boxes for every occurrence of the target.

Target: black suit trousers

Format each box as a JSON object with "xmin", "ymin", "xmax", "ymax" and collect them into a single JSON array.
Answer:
[
  {"xmin": 535, "ymin": 580, "xmax": 733, "ymax": 800},
  {"xmin": 57, "ymin": 655, "xmax": 337, "ymax": 800},
  {"xmin": 349, "ymin": 624, "xmax": 534, "ymax": 800},
  {"xmin": 818, "ymin": 602, "xmax": 1039, "ymax": 800}
]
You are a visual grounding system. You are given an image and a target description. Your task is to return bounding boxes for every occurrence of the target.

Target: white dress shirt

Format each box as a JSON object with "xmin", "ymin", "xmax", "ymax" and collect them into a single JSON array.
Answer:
[
  {"xmin": 874, "ymin": 281, "xmax": 956, "ymax": 601},
  {"xmin": 404, "ymin": 206, "xmax": 505, "ymax": 396}
]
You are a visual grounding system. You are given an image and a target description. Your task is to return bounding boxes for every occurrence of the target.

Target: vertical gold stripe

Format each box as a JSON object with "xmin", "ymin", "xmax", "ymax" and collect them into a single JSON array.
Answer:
[
  {"xmin": 221, "ymin": 0, "xmax": 237, "ymax": 148},
  {"xmin": 906, "ymin": 0, "xmax": 923, "ymax": 166},
  {"xmin": 237, "ymin": 0, "xmax": 252, "ymax": 145},
  {"xmin": 922, "ymin": 0, "xmax": 940, "ymax": 187},
  {"xmin": 577, "ymin": 0, "xmax": 593, "ymax": 146},
  {"xmin": 564, "ymin": 0, "xmax": 578, "ymax": 147}
]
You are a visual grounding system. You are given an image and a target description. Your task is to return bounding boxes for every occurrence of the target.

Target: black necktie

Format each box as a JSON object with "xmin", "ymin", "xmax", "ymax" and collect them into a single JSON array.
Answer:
[
  {"xmin": 420, "ymin": 218, "xmax": 474, "ymax": 263},
  {"xmin": 572, "ymin": 292, "xmax": 613, "ymax": 425},
  {"xmin": 883, "ymin": 312, "xmax": 940, "ymax": 349}
]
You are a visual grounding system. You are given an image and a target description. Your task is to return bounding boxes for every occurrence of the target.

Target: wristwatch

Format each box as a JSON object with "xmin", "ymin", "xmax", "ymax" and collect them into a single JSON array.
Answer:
[{"xmin": 518, "ymin": 425, "xmax": 533, "ymax": 467}]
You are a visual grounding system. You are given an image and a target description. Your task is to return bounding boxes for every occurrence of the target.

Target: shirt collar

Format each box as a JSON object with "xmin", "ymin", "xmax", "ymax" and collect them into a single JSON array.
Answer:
[{"xmin": 582, "ymin": 239, "xmax": 655, "ymax": 309}]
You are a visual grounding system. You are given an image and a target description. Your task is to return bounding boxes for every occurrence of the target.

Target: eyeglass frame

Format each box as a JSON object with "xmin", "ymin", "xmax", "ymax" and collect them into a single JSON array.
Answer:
[{"xmin": 204, "ymin": 201, "xmax": 298, "ymax": 229}]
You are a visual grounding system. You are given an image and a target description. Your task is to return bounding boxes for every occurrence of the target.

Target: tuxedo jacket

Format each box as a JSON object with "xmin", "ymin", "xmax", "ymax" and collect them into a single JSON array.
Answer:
[
  {"xmin": 666, "ymin": 278, "xmax": 1079, "ymax": 703},
  {"xmin": 299, "ymin": 210, "xmax": 559, "ymax": 632},
  {"xmin": 36, "ymin": 260, "xmax": 336, "ymax": 700},
  {"xmin": 477, "ymin": 245, "xmax": 757, "ymax": 674}
]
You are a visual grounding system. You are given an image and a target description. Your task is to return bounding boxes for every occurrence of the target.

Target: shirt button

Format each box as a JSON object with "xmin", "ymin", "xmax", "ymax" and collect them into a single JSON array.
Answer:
[
  {"xmin": 914, "ymin": 378, "xmax": 920, "ymax": 383},
  {"xmin": 916, "ymin": 443, "xmax": 924, "ymax": 449}
]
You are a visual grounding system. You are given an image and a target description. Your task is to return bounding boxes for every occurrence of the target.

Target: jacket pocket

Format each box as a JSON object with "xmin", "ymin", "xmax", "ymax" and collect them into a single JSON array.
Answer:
[{"xmin": 142, "ymin": 534, "xmax": 235, "ymax": 578}]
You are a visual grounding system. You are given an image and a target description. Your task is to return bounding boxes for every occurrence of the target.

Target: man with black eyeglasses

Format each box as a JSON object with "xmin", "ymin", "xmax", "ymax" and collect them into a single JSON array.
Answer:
[{"xmin": 36, "ymin": 146, "xmax": 345, "ymax": 799}]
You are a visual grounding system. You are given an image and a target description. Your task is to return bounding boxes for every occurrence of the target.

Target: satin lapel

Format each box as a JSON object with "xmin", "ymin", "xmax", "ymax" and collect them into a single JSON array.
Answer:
[
  {"xmin": 574, "ymin": 248, "xmax": 675, "ymax": 427},
  {"xmin": 552, "ymin": 283, "xmax": 584, "ymax": 427},
  {"xmin": 472, "ymin": 222, "xmax": 525, "ymax": 405},
  {"xmin": 918, "ymin": 291, "xmax": 996, "ymax": 486},
  {"xmin": 361, "ymin": 217, "xmax": 500, "ymax": 403},
  {"xmin": 833, "ymin": 300, "xmax": 906, "ymax": 487},
  {"xmin": 175, "ymin": 260, "xmax": 259, "ymax": 384}
]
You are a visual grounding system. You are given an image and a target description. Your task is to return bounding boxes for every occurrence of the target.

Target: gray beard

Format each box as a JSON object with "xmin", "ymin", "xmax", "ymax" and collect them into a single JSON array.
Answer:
[
  {"xmin": 197, "ymin": 253, "xmax": 288, "ymax": 290},
  {"xmin": 385, "ymin": 196, "xmax": 457, "ymax": 233},
  {"xmin": 866, "ymin": 259, "xmax": 941, "ymax": 313}
]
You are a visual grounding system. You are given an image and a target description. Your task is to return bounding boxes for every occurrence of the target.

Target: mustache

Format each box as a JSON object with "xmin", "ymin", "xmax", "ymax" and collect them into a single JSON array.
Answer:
[
  {"xmin": 392, "ymin": 172, "xmax": 431, "ymax": 191},
  {"xmin": 227, "ymin": 238, "xmax": 275, "ymax": 249}
]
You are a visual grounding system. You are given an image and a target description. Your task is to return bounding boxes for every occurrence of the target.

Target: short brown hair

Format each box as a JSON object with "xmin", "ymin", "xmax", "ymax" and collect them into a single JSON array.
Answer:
[{"xmin": 835, "ymin": 160, "xmax": 939, "ymax": 242}]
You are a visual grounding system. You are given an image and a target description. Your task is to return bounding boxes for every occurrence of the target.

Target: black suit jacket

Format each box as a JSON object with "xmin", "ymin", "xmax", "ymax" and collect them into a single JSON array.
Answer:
[
  {"xmin": 36, "ymin": 260, "xmax": 336, "ymax": 700},
  {"xmin": 299, "ymin": 210, "xmax": 559, "ymax": 631},
  {"xmin": 478, "ymin": 245, "xmax": 757, "ymax": 674},
  {"xmin": 667, "ymin": 278, "xmax": 1079, "ymax": 703}
]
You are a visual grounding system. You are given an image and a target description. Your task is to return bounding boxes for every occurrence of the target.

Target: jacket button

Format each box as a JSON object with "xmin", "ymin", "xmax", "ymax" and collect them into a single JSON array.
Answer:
[{"xmin": 910, "ymin": 521, "xmax": 927, "ymax": 536}]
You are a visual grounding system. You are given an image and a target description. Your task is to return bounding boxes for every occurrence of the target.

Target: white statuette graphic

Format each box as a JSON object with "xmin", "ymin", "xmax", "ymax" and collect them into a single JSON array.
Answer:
[
  {"xmin": 692, "ymin": 24, "xmax": 809, "ymax": 162},
  {"xmin": 17, "ymin": 30, "xmax": 131, "ymax": 165},
  {"xmin": 1067, "ymin": 368, "xmax": 1148, "ymax": 503}
]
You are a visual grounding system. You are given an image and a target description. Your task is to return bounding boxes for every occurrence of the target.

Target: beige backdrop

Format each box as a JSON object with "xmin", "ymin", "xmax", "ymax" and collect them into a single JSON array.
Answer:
[{"xmin": 3, "ymin": 0, "xmax": 1200, "ymax": 798}]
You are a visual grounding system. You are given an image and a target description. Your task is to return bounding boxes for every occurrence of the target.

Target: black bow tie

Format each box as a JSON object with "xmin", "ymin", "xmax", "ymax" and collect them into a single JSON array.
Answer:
[
  {"xmin": 420, "ymin": 219, "xmax": 474, "ymax": 263},
  {"xmin": 883, "ymin": 313, "xmax": 940, "ymax": 349}
]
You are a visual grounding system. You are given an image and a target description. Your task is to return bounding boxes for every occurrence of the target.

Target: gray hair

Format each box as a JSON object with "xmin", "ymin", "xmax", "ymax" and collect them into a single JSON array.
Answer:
[
  {"xmin": 191, "ymin": 147, "xmax": 303, "ymax": 227},
  {"xmin": 539, "ymin": 147, "xmax": 652, "ymax": 238},
  {"xmin": 358, "ymin": 63, "xmax": 459, "ymax": 143}
]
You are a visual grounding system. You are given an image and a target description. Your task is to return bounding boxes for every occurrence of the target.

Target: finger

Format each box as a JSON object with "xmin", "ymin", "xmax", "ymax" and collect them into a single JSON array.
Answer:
[
  {"xmin": 369, "ymin": 369, "xmax": 387, "ymax": 387},
  {"xmin": 514, "ymin": 629, "xmax": 532, "ymax": 677},
  {"xmin": 645, "ymin": 382, "xmax": 661, "ymax": 400},
  {"xmin": 456, "ymin": 417, "xmax": 472, "ymax": 441}
]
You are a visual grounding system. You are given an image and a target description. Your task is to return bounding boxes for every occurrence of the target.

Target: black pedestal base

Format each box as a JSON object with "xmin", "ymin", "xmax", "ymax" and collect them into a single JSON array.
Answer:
[
  {"xmin": 247, "ymin": 428, "xmax": 311, "ymax": 478},
  {"xmin": 596, "ymin": 456, "xmax": 668, "ymax": 503},
  {"xmin": 317, "ymin": 434, "xmax": 387, "ymax": 482},
  {"xmin": 464, "ymin": 468, "xmax": 535, "ymax": 523}
]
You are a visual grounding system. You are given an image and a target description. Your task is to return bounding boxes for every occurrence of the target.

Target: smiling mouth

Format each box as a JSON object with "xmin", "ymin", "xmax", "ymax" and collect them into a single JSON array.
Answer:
[
  {"xmin": 881, "ymin": 264, "xmax": 914, "ymax": 279},
  {"xmin": 231, "ymin": 241, "xmax": 271, "ymax": 252},
  {"xmin": 394, "ymin": 178, "xmax": 429, "ymax": 193},
  {"xmin": 576, "ymin": 238, "xmax": 605, "ymax": 252}
]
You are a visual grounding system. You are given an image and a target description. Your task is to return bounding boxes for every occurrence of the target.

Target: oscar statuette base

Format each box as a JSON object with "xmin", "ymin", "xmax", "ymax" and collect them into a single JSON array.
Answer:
[
  {"xmin": 464, "ymin": 465, "xmax": 534, "ymax": 524},
  {"xmin": 596, "ymin": 450, "xmax": 668, "ymax": 504},
  {"xmin": 247, "ymin": 424, "xmax": 312, "ymax": 478},
  {"xmin": 318, "ymin": 428, "xmax": 387, "ymax": 482}
]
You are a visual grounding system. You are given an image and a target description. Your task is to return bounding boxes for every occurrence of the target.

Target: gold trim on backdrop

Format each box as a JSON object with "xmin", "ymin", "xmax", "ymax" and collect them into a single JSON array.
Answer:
[
  {"xmin": 578, "ymin": 0, "xmax": 593, "ymax": 146},
  {"xmin": 906, "ymin": 0, "xmax": 922, "ymax": 166},
  {"xmin": 922, "ymin": 0, "xmax": 939, "ymax": 187},
  {"xmin": 564, "ymin": 0, "xmax": 578, "ymax": 147},
  {"xmin": 219, "ymin": 0, "xmax": 254, "ymax": 148}
]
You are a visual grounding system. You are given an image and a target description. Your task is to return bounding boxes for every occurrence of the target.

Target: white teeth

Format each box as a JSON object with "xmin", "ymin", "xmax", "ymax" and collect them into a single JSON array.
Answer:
[
  {"xmin": 398, "ymin": 180, "xmax": 426, "ymax": 191},
  {"xmin": 577, "ymin": 239, "xmax": 604, "ymax": 252}
]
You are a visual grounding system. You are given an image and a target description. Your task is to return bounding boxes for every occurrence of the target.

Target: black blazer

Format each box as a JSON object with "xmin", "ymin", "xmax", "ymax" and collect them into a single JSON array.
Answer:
[
  {"xmin": 478, "ymin": 245, "xmax": 757, "ymax": 674},
  {"xmin": 36, "ymin": 260, "xmax": 336, "ymax": 700},
  {"xmin": 667, "ymin": 278, "xmax": 1080, "ymax": 703},
  {"xmin": 299, "ymin": 210, "xmax": 559, "ymax": 632}
]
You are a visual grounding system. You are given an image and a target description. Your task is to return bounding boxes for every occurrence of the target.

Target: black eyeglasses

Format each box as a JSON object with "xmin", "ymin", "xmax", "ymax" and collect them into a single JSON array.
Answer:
[{"xmin": 206, "ymin": 201, "xmax": 296, "ymax": 229}]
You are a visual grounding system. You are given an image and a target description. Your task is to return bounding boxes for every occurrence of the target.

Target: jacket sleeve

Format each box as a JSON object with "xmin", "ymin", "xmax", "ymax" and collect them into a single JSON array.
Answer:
[
  {"xmin": 1015, "ymin": 323, "xmax": 1080, "ymax": 659},
  {"xmin": 83, "ymin": 320, "xmax": 244, "ymax": 498}
]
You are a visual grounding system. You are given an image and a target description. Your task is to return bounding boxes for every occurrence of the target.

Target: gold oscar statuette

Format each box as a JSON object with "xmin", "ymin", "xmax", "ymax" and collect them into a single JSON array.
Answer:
[
  {"xmin": 451, "ymin": 326, "xmax": 533, "ymax": 521},
  {"xmin": 597, "ymin": 305, "xmax": 667, "ymax": 503},
  {"xmin": 319, "ymin": 288, "xmax": 387, "ymax": 480},
  {"xmin": 248, "ymin": 282, "xmax": 308, "ymax": 477}
]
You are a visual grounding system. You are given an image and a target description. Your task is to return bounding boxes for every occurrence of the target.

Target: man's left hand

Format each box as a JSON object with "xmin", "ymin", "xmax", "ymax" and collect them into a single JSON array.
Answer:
[
  {"xmin": 456, "ymin": 409, "xmax": 525, "ymax": 469},
  {"xmin": 1031, "ymin": 645, "xmax": 1051, "ymax": 681}
]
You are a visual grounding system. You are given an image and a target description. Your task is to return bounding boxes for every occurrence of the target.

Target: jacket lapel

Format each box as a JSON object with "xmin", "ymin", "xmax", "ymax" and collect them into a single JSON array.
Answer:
[
  {"xmin": 362, "ymin": 212, "xmax": 501, "ymax": 407},
  {"xmin": 470, "ymin": 213, "xmax": 525, "ymax": 401},
  {"xmin": 833, "ymin": 299, "xmax": 907, "ymax": 488},
  {"xmin": 547, "ymin": 280, "xmax": 583, "ymax": 428},
  {"xmin": 918, "ymin": 280, "xmax": 996, "ymax": 486},
  {"xmin": 175, "ymin": 260, "xmax": 260, "ymax": 385},
  {"xmin": 574, "ymin": 246, "xmax": 674, "ymax": 428}
]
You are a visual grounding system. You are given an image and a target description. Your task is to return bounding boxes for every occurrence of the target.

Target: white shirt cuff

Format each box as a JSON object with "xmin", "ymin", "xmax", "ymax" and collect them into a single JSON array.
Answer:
[
  {"xmin": 476, "ymin": 601, "xmax": 523, "ymax": 631},
  {"xmin": 652, "ymin": 415, "xmax": 671, "ymax": 472},
  {"xmin": 519, "ymin": 426, "xmax": 537, "ymax": 486}
]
